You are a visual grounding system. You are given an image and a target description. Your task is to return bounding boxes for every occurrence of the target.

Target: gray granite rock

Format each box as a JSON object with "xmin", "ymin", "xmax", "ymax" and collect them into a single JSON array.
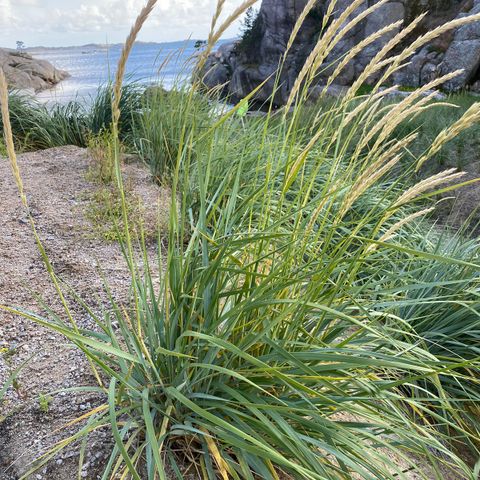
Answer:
[
  {"xmin": 440, "ymin": 0, "xmax": 480, "ymax": 90},
  {"xmin": 202, "ymin": 0, "xmax": 480, "ymax": 105},
  {"xmin": 0, "ymin": 48, "xmax": 69, "ymax": 91}
]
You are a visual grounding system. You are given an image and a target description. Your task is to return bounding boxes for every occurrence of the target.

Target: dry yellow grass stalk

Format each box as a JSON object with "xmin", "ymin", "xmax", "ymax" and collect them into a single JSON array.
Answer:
[
  {"xmin": 286, "ymin": 0, "xmax": 320, "ymax": 53},
  {"xmin": 380, "ymin": 208, "xmax": 435, "ymax": 243},
  {"xmin": 379, "ymin": 12, "xmax": 480, "ymax": 87},
  {"xmin": 345, "ymin": 15, "xmax": 426, "ymax": 100},
  {"xmin": 393, "ymin": 168, "xmax": 466, "ymax": 208},
  {"xmin": 323, "ymin": 20, "xmax": 403, "ymax": 92},
  {"xmin": 339, "ymin": 155, "xmax": 401, "ymax": 219},
  {"xmin": 0, "ymin": 72, "xmax": 28, "ymax": 210},
  {"xmin": 0, "ymin": 70, "xmax": 27, "ymax": 208},
  {"xmin": 0, "ymin": 68, "xmax": 104, "ymax": 385},
  {"xmin": 350, "ymin": 70, "xmax": 462, "ymax": 161},
  {"xmin": 358, "ymin": 133, "xmax": 416, "ymax": 182},
  {"xmin": 286, "ymin": 0, "xmax": 388, "ymax": 111},
  {"xmin": 209, "ymin": 0, "xmax": 227, "ymax": 36},
  {"xmin": 416, "ymin": 102, "xmax": 480, "ymax": 170},
  {"xmin": 322, "ymin": 0, "xmax": 337, "ymax": 27},
  {"xmin": 366, "ymin": 207, "xmax": 435, "ymax": 253},
  {"xmin": 340, "ymin": 85, "xmax": 400, "ymax": 129},
  {"xmin": 112, "ymin": 0, "xmax": 158, "ymax": 128}
]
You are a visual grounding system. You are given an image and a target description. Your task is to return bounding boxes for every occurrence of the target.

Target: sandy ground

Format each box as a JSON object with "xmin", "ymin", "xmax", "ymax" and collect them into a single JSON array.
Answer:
[
  {"xmin": 0, "ymin": 146, "xmax": 168, "ymax": 480},
  {"xmin": 0, "ymin": 146, "xmax": 473, "ymax": 479}
]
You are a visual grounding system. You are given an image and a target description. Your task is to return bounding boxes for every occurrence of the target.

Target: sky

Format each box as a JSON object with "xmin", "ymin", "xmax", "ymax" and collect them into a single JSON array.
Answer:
[{"xmin": 0, "ymin": 0, "xmax": 249, "ymax": 48}]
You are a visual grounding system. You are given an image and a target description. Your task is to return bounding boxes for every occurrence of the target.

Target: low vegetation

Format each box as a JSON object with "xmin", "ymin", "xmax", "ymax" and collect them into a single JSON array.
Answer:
[
  {"xmin": 87, "ymin": 125, "xmax": 118, "ymax": 183},
  {"xmin": 1, "ymin": 0, "xmax": 480, "ymax": 479},
  {"xmin": 0, "ymin": 82, "xmax": 142, "ymax": 152},
  {"xmin": 84, "ymin": 184, "xmax": 150, "ymax": 242}
]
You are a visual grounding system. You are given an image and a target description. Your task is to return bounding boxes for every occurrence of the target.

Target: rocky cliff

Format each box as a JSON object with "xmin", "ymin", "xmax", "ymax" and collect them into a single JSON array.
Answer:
[
  {"xmin": 0, "ymin": 49, "xmax": 69, "ymax": 92},
  {"xmin": 203, "ymin": 0, "xmax": 480, "ymax": 104}
]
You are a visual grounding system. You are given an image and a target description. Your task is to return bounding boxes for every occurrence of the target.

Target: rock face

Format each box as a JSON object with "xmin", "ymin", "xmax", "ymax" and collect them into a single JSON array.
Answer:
[
  {"xmin": 203, "ymin": 0, "xmax": 480, "ymax": 104},
  {"xmin": 0, "ymin": 48, "xmax": 69, "ymax": 92}
]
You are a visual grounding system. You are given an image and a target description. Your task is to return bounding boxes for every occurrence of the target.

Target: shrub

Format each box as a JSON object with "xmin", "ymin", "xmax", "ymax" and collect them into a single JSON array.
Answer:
[{"xmin": 235, "ymin": 7, "xmax": 263, "ymax": 58}]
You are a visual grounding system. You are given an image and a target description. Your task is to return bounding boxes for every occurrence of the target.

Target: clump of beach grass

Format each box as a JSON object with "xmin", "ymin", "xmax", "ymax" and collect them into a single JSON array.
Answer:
[{"xmin": 1, "ymin": 1, "xmax": 480, "ymax": 479}]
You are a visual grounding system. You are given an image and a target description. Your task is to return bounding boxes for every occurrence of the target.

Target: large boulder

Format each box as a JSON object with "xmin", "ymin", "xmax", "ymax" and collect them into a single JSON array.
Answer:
[
  {"xmin": 202, "ymin": 0, "xmax": 480, "ymax": 104},
  {"xmin": 203, "ymin": 0, "xmax": 325, "ymax": 105},
  {"xmin": 0, "ymin": 49, "xmax": 69, "ymax": 92},
  {"xmin": 440, "ymin": 0, "xmax": 480, "ymax": 90}
]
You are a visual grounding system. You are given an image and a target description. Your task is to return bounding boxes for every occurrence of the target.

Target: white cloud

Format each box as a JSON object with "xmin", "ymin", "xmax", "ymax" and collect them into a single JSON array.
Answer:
[
  {"xmin": 0, "ymin": 0, "xmax": 12, "ymax": 27},
  {"xmin": 1, "ymin": 0, "xmax": 246, "ymax": 44}
]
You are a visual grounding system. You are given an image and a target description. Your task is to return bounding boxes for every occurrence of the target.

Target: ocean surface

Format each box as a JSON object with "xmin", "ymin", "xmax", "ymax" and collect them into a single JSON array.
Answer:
[{"xmin": 31, "ymin": 40, "xmax": 212, "ymax": 104}]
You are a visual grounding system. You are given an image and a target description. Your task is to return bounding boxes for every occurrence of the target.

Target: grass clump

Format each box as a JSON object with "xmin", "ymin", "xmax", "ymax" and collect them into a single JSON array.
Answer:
[
  {"xmin": 0, "ymin": 92, "xmax": 89, "ymax": 150},
  {"xmin": 1, "ymin": 1, "xmax": 480, "ymax": 479},
  {"xmin": 88, "ymin": 82, "xmax": 143, "ymax": 140},
  {"xmin": 133, "ymin": 87, "xmax": 212, "ymax": 181},
  {"xmin": 1, "ymin": 83, "xmax": 143, "ymax": 153}
]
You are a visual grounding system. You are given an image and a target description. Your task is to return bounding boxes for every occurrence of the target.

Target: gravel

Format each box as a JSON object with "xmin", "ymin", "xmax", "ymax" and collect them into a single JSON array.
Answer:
[{"xmin": 0, "ymin": 146, "xmax": 167, "ymax": 480}]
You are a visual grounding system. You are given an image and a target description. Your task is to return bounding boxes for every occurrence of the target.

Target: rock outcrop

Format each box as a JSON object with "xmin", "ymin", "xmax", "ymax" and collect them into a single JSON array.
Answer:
[
  {"xmin": 0, "ymin": 49, "xmax": 69, "ymax": 92},
  {"xmin": 203, "ymin": 0, "xmax": 480, "ymax": 104}
]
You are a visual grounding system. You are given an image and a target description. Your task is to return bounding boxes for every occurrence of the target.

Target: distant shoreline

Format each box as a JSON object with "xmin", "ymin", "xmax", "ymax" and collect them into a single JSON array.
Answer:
[{"xmin": 19, "ymin": 38, "xmax": 236, "ymax": 52}]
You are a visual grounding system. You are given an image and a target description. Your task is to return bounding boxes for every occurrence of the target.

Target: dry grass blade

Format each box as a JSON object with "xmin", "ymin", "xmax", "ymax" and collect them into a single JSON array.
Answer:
[
  {"xmin": 417, "ymin": 102, "xmax": 480, "ymax": 170},
  {"xmin": 0, "ymin": 70, "xmax": 27, "ymax": 207},
  {"xmin": 112, "ymin": 0, "xmax": 158, "ymax": 127},
  {"xmin": 286, "ymin": 0, "xmax": 389, "ymax": 111},
  {"xmin": 394, "ymin": 168, "xmax": 467, "ymax": 207}
]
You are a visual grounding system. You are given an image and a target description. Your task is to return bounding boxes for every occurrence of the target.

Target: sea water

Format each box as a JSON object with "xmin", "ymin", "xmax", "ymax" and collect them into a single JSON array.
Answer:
[{"xmin": 31, "ymin": 40, "xmax": 202, "ymax": 104}]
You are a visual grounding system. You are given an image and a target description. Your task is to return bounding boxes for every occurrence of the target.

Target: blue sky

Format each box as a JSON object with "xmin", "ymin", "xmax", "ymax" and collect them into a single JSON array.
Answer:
[{"xmin": 0, "ymin": 0, "xmax": 246, "ymax": 48}]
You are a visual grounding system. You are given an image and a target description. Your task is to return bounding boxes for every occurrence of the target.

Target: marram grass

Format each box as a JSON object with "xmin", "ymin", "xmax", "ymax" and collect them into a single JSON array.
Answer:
[{"xmin": 1, "ymin": 1, "xmax": 480, "ymax": 479}]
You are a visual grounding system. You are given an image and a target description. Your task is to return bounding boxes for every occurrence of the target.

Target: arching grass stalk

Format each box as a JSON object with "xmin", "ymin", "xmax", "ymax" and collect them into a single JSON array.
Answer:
[{"xmin": 0, "ymin": 70, "xmax": 104, "ymax": 388}]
